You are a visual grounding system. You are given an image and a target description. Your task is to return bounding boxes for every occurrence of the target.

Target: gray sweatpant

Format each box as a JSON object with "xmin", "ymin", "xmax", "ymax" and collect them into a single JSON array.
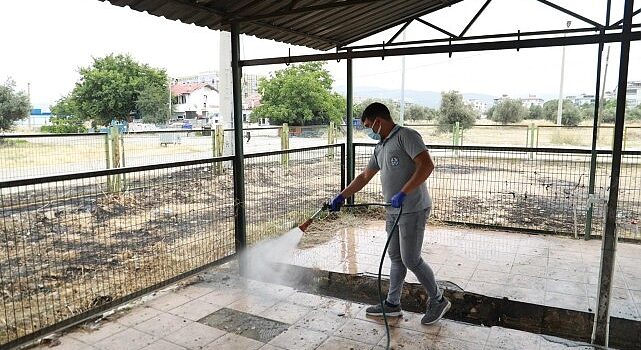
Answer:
[{"xmin": 385, "ymin": 207, "xmax": 442, "ymax": 306}]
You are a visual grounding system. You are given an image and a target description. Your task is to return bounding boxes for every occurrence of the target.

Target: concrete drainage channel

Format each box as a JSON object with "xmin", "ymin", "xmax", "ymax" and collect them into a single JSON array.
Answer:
[{"xmin": 245, "ymin": 263, "xmax": 641, "ymax": 350}]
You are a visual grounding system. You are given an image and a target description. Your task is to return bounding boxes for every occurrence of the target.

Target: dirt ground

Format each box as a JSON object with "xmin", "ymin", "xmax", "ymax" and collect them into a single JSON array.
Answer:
[{"xmin": 0, "ymin": 155, "xmax": 341, "ymax": 344}]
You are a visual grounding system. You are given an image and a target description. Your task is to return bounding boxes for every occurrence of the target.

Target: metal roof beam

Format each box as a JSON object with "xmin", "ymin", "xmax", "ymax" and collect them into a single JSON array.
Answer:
[
  {"xmin": 387, "ymin": 20, "xmax": 413, "ymax": 44},
  {"xmin": 611, "ymin": 7, "xmax": 641, "ymax": 27},
  {"xmin": 459, "ymin": 0, "xmax": 492, "ymax": 37},
  {"xmin": 535, "ymin": 0, "xmax": 603, "ymax": 29},
  {"xmin": 339, "ymin": 0, "xmax": 466, "ymax": 49},
  {"xmin": 342, "ymin": 24, "xmax": 632, "ymax": 50},
  {"xmin": 227, "ymin": 0, "xmax": 384, "ymax": 23},
  {"xmin": 416, "ymin": 18, "xmax": 457, "ymax": 38},
  {"xmin": 241, "ymin": 31, "xmax": 641, "ymax": 66},
  {"xmin": 250, "ymin": 21, "xmax": 339, "ymax": 46}
]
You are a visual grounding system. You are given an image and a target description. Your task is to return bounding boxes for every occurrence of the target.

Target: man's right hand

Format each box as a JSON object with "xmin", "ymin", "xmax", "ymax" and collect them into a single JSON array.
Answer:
[{"xmin": 329, "ymin": 194, "xmax": 345, "ymax": 212}]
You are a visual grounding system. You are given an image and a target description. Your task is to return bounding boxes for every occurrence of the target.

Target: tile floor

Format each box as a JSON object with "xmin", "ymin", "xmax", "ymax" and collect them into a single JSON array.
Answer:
[
  {"xmin": 32, "ymin": 270, "xmax": 601, "ymax": 350},
  {"xmin": 290, "ymin": 223, "xmax": 641, "ymax": 320}
]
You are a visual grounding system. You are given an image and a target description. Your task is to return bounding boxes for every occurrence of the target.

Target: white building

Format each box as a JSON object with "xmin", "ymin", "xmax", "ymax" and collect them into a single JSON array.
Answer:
[
  {"xmin": 566, "ymin": 93, "xmax": 595, "ymax": 106},
  {"xmin": 622, "ymin": 81, "xmax": 641, "ymax": 107},
  {"xmin": 520, "ymin": 95, "xmax": 544, "ymax": 108},
  {"xmin": 466, "ymin": 99, "xmax": 489, "ymax": 114},
  {"xmin": 171, "ymin": 83, "xmax": 220, "ymax": 124}
]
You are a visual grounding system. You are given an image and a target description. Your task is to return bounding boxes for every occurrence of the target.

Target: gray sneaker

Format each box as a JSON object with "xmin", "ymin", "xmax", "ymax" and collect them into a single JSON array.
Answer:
[
  {"xmin": 365, "ymin": 302, "xmax": 403, "ymax": 317},
  {"xmin": 421, "ymin": 297, "xmax": 451, "ymax": 325}
]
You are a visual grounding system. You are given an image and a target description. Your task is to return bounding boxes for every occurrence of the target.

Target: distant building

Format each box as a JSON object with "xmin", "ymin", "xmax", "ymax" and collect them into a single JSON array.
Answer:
[
  {"xmin": 173, "ymin": 71, "xmax": 263, "ymax": 101},
  {"xmin": 566, "ymin": 93, "xmax": 595, "ymax": 106},
  {"xmin": 171, "ymin": 83, "xmax": 220, "ymax": 124},
  {"xmin": 16, "ymin": 108, "xmax": 52, "ymax": 129},
  {"xmin": 466, "ymin": 99, "xmax": 489, "ymax": 114},
  {"xmin": 520, "ymin": 95, "xmax": 544, "ymax": 108},
  {"xmin": 614, "ymin": 80, "xmax": 641, "ymax": 107},
  {"xmin": 493, "ymin": 94, "xmax": 510, "ymax": 105}
]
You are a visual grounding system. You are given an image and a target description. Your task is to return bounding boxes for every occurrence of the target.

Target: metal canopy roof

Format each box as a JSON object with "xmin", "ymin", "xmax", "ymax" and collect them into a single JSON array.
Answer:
[{"xmin": 101, "ymin": 0, "xmax": 463, "ymax": 51}]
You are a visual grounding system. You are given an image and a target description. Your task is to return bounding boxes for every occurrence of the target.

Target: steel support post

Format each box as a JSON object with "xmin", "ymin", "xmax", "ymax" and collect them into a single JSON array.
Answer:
[
  {"xmin": 592, "ymin": 0, "xmax": 634, "ymax": 345},
  {"xmin": 346, "ymin": 52, "xmax": 355, "ymax": 204},
  {"xmin": 585, "ymin": 0, "xmax": 612, "ymax": 240},
  {"xmin": 231, "ymin": 23, "xmax": 247, "ymax": 272}
]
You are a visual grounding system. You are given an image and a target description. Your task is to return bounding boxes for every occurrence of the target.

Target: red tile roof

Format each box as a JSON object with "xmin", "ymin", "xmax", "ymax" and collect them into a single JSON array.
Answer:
[{"xmin": 170, "ymin": 83, "xmax": 215, "ymax": 96}]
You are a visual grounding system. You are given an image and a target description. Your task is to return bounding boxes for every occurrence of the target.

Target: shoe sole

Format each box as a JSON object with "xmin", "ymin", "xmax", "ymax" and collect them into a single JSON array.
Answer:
[
  {"xmin": 366, "ymin": 310, "xmax": 403, "ymax": 317},
  {"xmin": 421, "ymin": 301, "xmax": 451, "ymax": 325}
]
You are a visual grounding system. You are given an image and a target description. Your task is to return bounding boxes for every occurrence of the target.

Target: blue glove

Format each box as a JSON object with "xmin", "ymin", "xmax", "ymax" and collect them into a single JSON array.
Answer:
[
  {"xmin": 390, "ymin": 192, "xmax": 406, "ymax": 208},
  {"xmin": 330, "ymin": 194, "xmax": 345, "ymax": 212}
]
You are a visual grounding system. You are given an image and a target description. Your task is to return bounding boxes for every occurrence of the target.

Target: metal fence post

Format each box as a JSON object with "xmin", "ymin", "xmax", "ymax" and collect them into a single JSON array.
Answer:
[
  {"xmin": 104, "ymin": 132, "xmax": 111, "ymax": 191},
  {"xmin": 110, "ymin": 126, "xmax": 123, "ymax": 193},
  {"xmin": 327, "ymin": 122, "xmax": 335, "ymax": 159},
  {"xmin": 120, "ymin": 130, "xmax": 127, "ymax": 189},
  {"xmin": 452, "ymin": 122, "xmax": 460, "ymax": 156},
  {"xmin": 214, "ymin": 125, "xmax": 224, "ymax": 174},
  {"xmin": 281, "ymin": 123, "xmax": 289, "ymax": 166},
  {"xmin": 340, "ymin": 143, "xmax": 346, "ymax": 191}
]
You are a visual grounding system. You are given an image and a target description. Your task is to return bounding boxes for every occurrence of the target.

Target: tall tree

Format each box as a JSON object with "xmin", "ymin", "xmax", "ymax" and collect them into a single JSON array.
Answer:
[
  {"xmin": 489, "ymin": 98, "xmax": 528, "ymax": 124},
  {"xmin": 137, "ymin": 84, "xmax": 170, "ymax": 125},
  {"xmin": 65, "ymin": 54, "xmax": 169, "ymax": 126},
  {"xmin": 251, "ymin": 62, "xmax": 345, "ymax": 126},
  {"xmin": 353, "ymin": 98, "xmax": 400, "ymax": 121},
  {"xmin": 542, "ymin": 99, "xmax": 583, "ymax": 126},
  {"xmin": 437, "ymin": 91, "xmax": 476, "ymax": 132},
  {"xmin": 0, "ymin": 78, "xmax": 31, "ymax": 132},
  {"xmin": 44, "ymin": 94, "xmax": 87, "ymax": 133},
  {"xmin": 407, "ymin": 104, "xmax": 437, "ymax": 121},
  {"xmin": 529, "ymin": 104, "xmax": 544, "ymax": 120}
]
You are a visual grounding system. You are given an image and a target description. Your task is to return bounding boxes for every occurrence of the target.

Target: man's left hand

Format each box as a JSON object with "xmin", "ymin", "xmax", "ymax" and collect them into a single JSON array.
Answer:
[{"xmin": 390, "ymin": 192, "xmax": 406, "ymax": 208}]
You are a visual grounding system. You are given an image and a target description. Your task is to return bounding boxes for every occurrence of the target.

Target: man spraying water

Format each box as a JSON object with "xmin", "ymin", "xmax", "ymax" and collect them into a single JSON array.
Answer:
[{"xmin": 330, "ymin": 102, "xmax": 450, "ymax": 325}]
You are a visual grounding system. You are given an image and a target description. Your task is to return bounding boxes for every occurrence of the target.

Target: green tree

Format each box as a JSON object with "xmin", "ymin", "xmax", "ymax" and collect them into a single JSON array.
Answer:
[
  {"xmin": 407, "ymin": 104, "xmax": 437, "ymax": 121},
  {"xmin": 437, "ymin": 91, "xmax": 476, "ymax": 132},
  {"xmin": 353, "ymin": 98, "xmax": 400, "ymax": 121},
  {"xmin": 43, "ymin": 94, "xmax": 87, "ymax": 133},
  {"xmin": 137, "ymin": 84, "xmax": 170, "ymax": 125},
  {"xmin": 489, "ymin": 98, "xmax": 528, "ymax": 124},
  {"xmin": 65, "ymin": 54, "xmax": 169, "ymax": 126},
  {"xmin": 542, "ymin": 99, "xmax": 583, "ymax": 126},
  {"xmin": 628, "ymin": 104, "xmax": 641, "ymax": 120},
  {"xmin": 251, "ymin": 62, "xmax": 345, "ymax": 126},
  {"xmin": 529, "ymin": 104, "xmax": 543, "ymax": 120},
  {"xmin": 599, "ymin": 100, "xmax": 641, "ymax": 122},
  {"xmin": 0, "ymin": 78, "xmax": 31, "ymax": 132}
]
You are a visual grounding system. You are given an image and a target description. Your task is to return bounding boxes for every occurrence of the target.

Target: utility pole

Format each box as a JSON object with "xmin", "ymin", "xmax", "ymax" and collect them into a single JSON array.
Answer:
[
  {"xmin": 168, "ymin": 78, "xmax": 172, "ymax": 121},
  {"xmin": 220, "ymin": 31, "xmax": 235, "ymax": 156},
  {"xmin": 27, "ymin": 82, "xmax": 32, "ymax": 130},
  {"xmin": 598, "ymin": 46, "xmax": 611, "ymax": 126},
  {"xmin": 556, "ymin": 20, "xmax": 572, "ymax": 125}
]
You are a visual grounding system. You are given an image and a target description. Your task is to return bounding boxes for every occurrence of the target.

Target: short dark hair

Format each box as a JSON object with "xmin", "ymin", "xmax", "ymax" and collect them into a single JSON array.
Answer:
[{"xmin": 361, "ymin": 102, "xmax": 392, "ymax": 122}]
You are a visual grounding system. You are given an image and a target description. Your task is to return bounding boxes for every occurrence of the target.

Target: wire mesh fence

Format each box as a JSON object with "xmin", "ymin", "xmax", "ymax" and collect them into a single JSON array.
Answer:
[
  {"xmin": 355, "ymin": 143, "xmax": 641, "ymax": 240},
  {"xmin": 1, "ymin": 126, "xmax": 339, "ymax": 182},
  {"xmin": 404, "ymin": 123, "xmax": 641, "ymax": 150},
  {"xmin": 0, "ymin": 158, "xmax": 236, "ymax": 347},
  {"xmin": 244, "ymin": 144, "xmax": 344, "ymax": 245},
  {"xmin": 0, "ymin": 134, "xmax": 108, "ymax": 182}
]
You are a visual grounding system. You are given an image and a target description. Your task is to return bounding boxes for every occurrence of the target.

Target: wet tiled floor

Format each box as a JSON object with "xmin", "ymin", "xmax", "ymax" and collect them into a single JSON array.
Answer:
[
  {"xmin": 34, "ymin": 270, "xmax": 602, "ymax": 350},
  {"xmin": 290, "ymin": 223, "xmax": 641, "ymax": 320}
]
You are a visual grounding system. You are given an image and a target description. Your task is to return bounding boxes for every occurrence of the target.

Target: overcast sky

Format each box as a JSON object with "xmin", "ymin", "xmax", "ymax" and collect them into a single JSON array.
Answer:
[{"xmin": 1, "ymin": 0, "xmax": 639, "ymax": 108}]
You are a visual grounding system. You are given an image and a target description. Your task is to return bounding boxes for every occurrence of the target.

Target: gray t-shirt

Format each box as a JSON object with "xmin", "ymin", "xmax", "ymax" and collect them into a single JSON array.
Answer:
[{"xmin": 367, "ymin": 125, "xmax": 432, "ymax": 214}]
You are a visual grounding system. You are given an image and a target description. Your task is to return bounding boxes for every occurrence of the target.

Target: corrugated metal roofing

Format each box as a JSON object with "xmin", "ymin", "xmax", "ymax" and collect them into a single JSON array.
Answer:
[{"xmin": 100, "ymin": 0, "xmax": 463, "ymax": 51}]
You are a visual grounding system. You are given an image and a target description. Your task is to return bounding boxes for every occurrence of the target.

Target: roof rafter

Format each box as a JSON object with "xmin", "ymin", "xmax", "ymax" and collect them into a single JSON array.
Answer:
[
  {"xmin": 226, "ymin": 0, "xmax": 385, "ymax": 23},
  {"xmin": 535, "ymin": 0, "xmax": 603, "ymax": 29}
]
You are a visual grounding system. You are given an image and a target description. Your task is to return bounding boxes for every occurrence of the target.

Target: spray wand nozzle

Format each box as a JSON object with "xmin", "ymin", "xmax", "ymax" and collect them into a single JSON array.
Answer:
[{"xmin": 298, "ymin": 201, "xmax": 392, "ymax": 233}]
